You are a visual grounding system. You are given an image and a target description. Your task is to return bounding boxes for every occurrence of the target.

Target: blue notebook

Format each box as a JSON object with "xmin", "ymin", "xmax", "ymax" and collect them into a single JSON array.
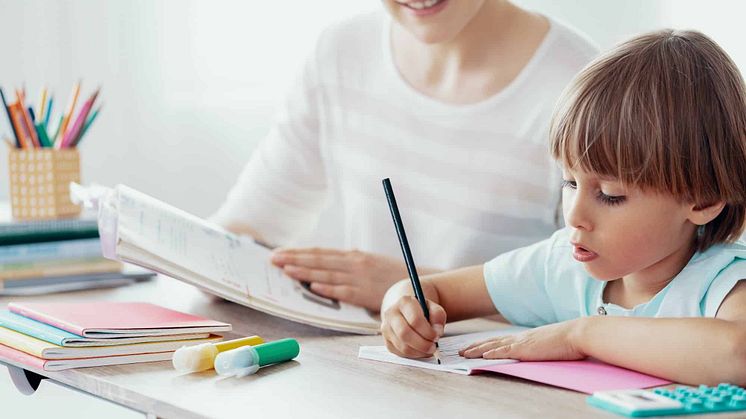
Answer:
[{"xmin": 0, "ymin": 310, "xmax": 210, "ymax": 347}]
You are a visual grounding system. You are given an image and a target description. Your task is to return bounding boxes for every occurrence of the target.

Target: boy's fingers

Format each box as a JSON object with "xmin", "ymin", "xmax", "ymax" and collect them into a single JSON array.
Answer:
[
  {"xmin": 483, "ymin": 344, "xmax": 514, "ymax": 359},
  {"xmin": 400, "ymin": 300, "xmax": 438, "ymax": 342},
  {"xmin": 427, "ymin": 301, "xmax": 447, "ymax": 334},
  {"xmin": 390, "ymin": 314, "xmax": 437, "ymax": 354},
  {"xmin": 382, "ymin": 323, "xmax": 433, "ymax": 358}
]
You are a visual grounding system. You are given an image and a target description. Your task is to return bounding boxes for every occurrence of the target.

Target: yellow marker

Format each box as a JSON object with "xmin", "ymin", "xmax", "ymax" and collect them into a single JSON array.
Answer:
[{"xmin": 172, "ymin": 336, "xmax": 263, "ymax": 373}]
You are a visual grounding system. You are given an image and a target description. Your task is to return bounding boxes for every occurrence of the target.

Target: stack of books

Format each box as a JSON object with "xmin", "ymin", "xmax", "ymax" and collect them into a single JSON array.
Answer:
[
  {"xmin": 0, "ymin": 216, "xmax": 155, "ymax": 295},
  {"xmin": 0, "ymin": 302, "xmax": 231, "ymax": 371}
]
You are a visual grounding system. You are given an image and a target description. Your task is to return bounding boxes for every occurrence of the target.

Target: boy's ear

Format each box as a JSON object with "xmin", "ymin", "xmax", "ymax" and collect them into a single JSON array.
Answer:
[{"xmin": 689, "ymin": 201, "xmax": 726, "ymax": 225}]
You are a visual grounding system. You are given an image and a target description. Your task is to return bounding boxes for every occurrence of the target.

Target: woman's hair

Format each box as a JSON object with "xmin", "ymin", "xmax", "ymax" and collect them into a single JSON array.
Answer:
[{"xmin": 550, "ymin": 29, "xmax": 746, "ymax": 251}]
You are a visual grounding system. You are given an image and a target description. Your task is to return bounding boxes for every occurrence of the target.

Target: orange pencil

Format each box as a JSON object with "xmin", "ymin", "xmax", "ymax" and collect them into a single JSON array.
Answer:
[
  {"xmin": 15, "ymin": 90, "xmax": 40, "ymax": 148},
  {"xmin": 56, "ymin": 81, "xmax": 81, "ymax": 148}
]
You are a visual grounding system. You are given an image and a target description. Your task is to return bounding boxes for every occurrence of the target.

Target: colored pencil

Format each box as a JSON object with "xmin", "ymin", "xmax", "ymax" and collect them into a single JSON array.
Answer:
[
  {"xmin": 73, "ymin": 105, "xmax": 101, "ymax": 147},
  {"xmin": 61, "ymin": 88, "xmax": 98, "ymax": 148},
  {"xmin": 38, "ymin": 87, "xmax": 47, "ymax": 121},
  {"xmin": 56, "ymin": 81, "xmax": 80, "ymax": 147},
  {"xmin": 16, "ymin": 90, "xmax": 40, "ymax": 148},
  {"xmin": 44, "ymin": 96, "xmax": 53, "ymax": 127},
  {"xmin": 0, "ymin": 87, "xmax": 21, "ymax": 147}
]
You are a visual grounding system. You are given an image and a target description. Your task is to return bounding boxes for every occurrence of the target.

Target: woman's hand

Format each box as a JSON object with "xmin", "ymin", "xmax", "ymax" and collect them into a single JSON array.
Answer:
[
  {"xmin": 459, "ymin": 319, "xmax": 586, "ymax": 361},
  {"xmin": 381, "ymin": 295, "xmax": 446, "ymax": 359},
  {"xmin": 271, "ymin": 248, "xmax": 424, "ymax": 311}
]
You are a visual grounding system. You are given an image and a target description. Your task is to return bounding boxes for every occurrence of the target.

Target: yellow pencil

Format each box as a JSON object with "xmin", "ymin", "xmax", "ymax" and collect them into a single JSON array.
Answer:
[
  {"xmin": 39, "ymin": 87, "xmax": 48, "ymax": 121},
  {"xmin": 56, "ymin": 81, "xmax": 81, "ymax": 148}
]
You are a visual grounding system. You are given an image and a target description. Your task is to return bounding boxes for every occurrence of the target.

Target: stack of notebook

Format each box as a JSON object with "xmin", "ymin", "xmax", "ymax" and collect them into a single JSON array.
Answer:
[
  {"xmin": 0, "ymin": 302, "xmax": 231, "ymax": 371},
  {"xmin": 0, "ymin": 216, "xmax": 155, "ymax": 295}
]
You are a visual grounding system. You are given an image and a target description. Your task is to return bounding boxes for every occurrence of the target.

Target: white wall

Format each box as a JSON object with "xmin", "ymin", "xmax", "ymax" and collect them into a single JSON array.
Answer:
[{"xmin": 0, "ymin": 0, "xmax": 744, "ymax": 217}]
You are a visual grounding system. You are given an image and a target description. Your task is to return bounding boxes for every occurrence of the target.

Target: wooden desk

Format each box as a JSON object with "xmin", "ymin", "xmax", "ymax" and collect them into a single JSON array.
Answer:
[{"xmin": 1, "ymin": 277, "xmax": 738, "ymax": 419}]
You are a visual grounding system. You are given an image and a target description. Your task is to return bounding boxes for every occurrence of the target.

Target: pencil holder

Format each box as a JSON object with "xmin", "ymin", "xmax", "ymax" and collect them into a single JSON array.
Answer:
[{"xmin": 8, "ymin": 148, "xmax": 82, "ymax": 220}]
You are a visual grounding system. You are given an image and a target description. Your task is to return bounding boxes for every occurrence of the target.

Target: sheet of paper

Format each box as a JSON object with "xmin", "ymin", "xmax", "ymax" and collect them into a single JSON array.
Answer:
[{"xmin": 358, "ymin": 327, "xmax": 527, "ymax": 373}]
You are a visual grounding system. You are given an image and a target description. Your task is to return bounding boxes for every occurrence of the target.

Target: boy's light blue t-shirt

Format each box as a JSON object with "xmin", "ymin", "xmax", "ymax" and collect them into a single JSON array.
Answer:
[{"xmin": 484, "ymin": 228, "xmax": 746, "ymax": 327}]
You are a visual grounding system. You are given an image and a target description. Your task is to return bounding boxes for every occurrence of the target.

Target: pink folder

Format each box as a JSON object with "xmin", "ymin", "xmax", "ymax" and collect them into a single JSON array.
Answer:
[
  {"xmin": 474, "ymin": 358, "xmax": 671, "ymax": 394},
  {"xmin": 8, "ymin": 302, "xmax": 231, "ymax": 338}
]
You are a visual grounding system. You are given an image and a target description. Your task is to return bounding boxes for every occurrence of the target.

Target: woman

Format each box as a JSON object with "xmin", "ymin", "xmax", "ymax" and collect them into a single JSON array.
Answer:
[{"xmin": 212, "ymin": 0, "xmax": 598, "ymax": 310}]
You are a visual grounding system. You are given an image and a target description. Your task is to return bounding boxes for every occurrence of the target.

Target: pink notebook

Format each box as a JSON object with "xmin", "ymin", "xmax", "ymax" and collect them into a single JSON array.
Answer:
[
  {"xmin": 474, "ymin": 359, "xmax": 670, "ymax": 394},
  {"xmin": 8, "ymin": 302, "xmax": 231, "ymax": 338}
]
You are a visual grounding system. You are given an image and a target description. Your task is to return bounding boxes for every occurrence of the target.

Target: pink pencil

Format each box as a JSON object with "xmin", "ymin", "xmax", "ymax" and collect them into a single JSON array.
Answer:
[{"xmin": 60, "ymin": 89, "xmax": 99, "ymax": 148}]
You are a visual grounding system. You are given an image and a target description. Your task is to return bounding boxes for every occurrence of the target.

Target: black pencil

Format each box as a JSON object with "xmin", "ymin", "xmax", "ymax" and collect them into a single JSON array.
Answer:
[{"xmin": 382, "ymin": 178, "xmax": 441, "ymax": 364}]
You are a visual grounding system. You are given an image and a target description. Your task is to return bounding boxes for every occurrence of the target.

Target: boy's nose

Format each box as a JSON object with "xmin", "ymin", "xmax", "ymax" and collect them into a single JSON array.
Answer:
[{"xmin": 564, "ymin": 193, "xmax": 593, "ymax": 231}]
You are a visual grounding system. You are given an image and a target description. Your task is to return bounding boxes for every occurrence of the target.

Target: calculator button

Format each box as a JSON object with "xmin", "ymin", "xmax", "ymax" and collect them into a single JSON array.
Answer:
[{"xmin": 685, "ymin": 398, "xmax": 703, "ymax": 411}]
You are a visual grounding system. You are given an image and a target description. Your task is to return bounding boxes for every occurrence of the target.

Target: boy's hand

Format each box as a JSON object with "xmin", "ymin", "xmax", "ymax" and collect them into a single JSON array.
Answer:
[
  {"xmin": 381, "ymin": 296, "xmax": 446, "ymax": 358},
  {"xmin": 271, "ymin": 248, "xmax": 413, "ymax": 311},
  {"xmin": 459, "ymin": 319, "xmax": 586, "ymax": 361}
]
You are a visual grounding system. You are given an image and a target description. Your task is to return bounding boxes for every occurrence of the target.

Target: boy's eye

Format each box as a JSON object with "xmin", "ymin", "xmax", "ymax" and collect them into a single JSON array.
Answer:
[
  {"xmin": 597, "ymin": 192, "xmax": 626, "ymax": 206},
  {"xmin": 560, "ymin": 180, "xmax": 577, "ymax": 190}
]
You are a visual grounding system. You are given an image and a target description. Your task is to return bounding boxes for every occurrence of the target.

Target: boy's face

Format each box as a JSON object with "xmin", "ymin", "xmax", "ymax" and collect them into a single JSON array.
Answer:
[{"xmin": 561, "ymin": 167, "xmax": 699, "ymax": 283}]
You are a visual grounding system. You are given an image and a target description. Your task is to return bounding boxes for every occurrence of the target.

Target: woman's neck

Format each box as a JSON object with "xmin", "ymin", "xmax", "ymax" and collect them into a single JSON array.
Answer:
[{"xmin": 390, "ymin": 1, "xmax": 549, "ymax": 104}]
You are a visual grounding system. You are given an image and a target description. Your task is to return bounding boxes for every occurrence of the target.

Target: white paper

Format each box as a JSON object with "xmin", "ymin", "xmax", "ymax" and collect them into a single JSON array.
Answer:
[{"xmin": 358, "ymin": 327, "xmax": 528, "ymax": 373}]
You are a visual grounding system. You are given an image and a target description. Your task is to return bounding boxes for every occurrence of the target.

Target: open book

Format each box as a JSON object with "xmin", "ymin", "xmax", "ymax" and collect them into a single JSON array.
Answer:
[
  {"xmin": 71, "ymin": 184, "xmax": 380, "ymax": 334},
  {"xmin": 359, "ymin": 327, "xmax": 671, "ymax": 394}
]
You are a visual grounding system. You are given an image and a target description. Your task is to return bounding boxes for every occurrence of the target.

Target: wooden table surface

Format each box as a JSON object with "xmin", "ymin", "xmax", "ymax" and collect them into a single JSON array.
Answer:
[{"xmin": 1, "ymin": 277, "xmax": 740, "ymax": 419}]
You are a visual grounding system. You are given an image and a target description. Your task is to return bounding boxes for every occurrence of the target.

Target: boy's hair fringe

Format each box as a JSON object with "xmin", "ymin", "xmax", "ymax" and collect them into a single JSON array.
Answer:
[{"xmin": 550, "ymin": 30, "xmax": 746, "ymax": 251}]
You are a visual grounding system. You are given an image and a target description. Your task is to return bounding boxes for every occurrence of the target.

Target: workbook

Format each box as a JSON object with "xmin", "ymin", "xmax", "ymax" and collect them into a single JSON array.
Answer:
[
  {"xmin": 359, "ymin": 327, "xmax": 671, "ymax": 394},
  {"xmin": 72, "ymin": 183, "xmax": 380, "ymax": 334},
  {"xmin": 0, "ymin": 310, "xmax": 211, "ymax": 347},
  {"xmin": 0, "ymin": 326, "xmax": 220, "ymax": 359},
  {"xmin": 8, "ymin": 302, "xmax": 232, "ymax": 338},
  {"xmin": 0, "ymin": 343, "xmax": 173, "ymax": 371}
]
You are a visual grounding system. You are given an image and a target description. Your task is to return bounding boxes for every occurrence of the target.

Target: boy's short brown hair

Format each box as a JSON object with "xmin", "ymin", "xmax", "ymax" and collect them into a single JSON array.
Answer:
[{"xmin": 550, "ymin": 29, "xmax": 746, "ymax": 251}]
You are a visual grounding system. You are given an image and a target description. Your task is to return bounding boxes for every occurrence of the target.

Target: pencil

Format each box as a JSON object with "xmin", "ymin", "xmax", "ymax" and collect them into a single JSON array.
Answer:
[
  {"xmin": 382, "ymin": 178, "xmax": 442, "ymax": 364},
  {"xmin": 56, "ymin": 81, "xmax": 81, "ymax": 147},
  {"xmin": 0, "ymin": 87, "xmax": 21, "ymax": 147},
  {"xmin": 39, "ymin": 87, "xmax": 47, "ymax": 121}
]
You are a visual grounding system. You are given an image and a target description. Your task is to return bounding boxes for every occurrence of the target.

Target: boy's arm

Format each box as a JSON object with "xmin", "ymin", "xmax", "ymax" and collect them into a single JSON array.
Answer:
[
  {"xmin": 380, "ymin": 265, "xmax": 499, "ymax": 358},
  {"xmin": 575, "ymin": 281, "xmax": 746, "ymax": 386},
  {"xmin": 382, "ymin": 265, "xmax": 499, "ymax": 321}
]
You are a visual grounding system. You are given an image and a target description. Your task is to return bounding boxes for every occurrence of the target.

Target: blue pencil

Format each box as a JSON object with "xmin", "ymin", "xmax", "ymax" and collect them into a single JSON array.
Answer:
[
  {"xmin": 0, "ymin": 87, "xmax": 20, "ymax": 147},
  {"xmin": 45, "ymin": 96, "xmax": 53, "ymax": 127}
]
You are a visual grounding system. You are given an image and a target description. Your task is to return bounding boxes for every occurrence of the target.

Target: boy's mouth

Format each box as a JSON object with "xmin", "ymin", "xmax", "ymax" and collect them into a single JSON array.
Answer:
[{"xmin": 571, "ymin": 242, "xmax": 599, "ymax": 262}]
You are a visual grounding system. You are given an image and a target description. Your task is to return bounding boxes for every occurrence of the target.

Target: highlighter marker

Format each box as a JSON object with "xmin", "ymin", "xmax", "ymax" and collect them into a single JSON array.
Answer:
[
  {"xmin": 214, "ymin": 338, "xmax": 300, "ymax": 378},
  {"xmin": 172, "ymin": 335, "xmax": 263, "ymax": 373}
]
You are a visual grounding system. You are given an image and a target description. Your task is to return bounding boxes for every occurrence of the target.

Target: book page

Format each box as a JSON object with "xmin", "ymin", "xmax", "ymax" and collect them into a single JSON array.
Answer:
[
  {"xmin": 358, "ymin": 327, "xmax": 528, "ymax": 373},
  {"xmin": 112, "ymin": 185, "xmax": 377, "ymax": 328}
]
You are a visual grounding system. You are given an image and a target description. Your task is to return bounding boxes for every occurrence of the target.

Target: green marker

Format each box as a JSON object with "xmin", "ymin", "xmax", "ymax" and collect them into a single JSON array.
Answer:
[{"xmin": 214, "ymin": 338, "xmax": 300, "ymax": 377}]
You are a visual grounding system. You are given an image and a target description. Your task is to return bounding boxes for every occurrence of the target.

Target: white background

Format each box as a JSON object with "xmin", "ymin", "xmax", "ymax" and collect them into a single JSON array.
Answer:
[
  {"xmin": 1, "ymin": 1, "xmax": 746, "ymax": 416},
  {"xmin": 0, "ymin": 0, "xmax": 744, "ymax": 219}
]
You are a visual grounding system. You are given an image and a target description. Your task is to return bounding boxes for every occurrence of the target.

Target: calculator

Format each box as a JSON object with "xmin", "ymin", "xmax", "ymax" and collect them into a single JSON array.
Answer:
[{"xmin": 587, "ymin": 384, "xmax": 746, "ymax": 417}]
